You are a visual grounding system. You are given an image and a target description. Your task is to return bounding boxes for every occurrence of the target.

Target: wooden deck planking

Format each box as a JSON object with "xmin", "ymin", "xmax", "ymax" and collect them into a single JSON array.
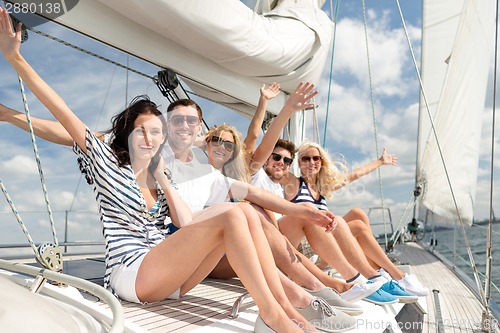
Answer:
[
  {"xmin": 99, "ymin": 277, "xmax": 252, "ymax": 332},
  {"xmin": 394, "ymin": 242, "xmax": 485, "ymax": 332},
  {"xmin": 88, "ymin": 242, "xmax": 495, "ymax": 332}
]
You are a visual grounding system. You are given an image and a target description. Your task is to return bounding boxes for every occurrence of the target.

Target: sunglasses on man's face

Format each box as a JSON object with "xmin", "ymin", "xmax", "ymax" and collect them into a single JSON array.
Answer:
[
  {"xmin": 300, "ymin": 155, "xmax": 322, "ymax": 163},
  {"xmin": 210, "ymin": 136, "xmax": 235, "ymax": 152},
  {"xmin": 271, "ymin": 153, "xmax": 293, "ymax": 165},
  {"xmin": 168, "ymin": 115, "xmax": 200, "ymax": 127}
]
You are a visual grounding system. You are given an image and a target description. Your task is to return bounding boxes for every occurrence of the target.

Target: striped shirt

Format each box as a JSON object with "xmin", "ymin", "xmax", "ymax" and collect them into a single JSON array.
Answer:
[
  {"xmin": 74, "ymin": 129, "xmax": 169, "ymax": 292},
  {"xmin": 290, "ymin": 177, "xmax": 328, "ymax": 211}
]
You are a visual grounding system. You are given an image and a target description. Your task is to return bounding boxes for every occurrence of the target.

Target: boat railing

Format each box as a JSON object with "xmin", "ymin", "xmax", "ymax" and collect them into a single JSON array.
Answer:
[
  {"xmin": 367, "ymin": 207, "xmax": 395, "ymax": 250},
  {"xmin": 0, "ymin": 258, "xmax": 124, "ymax": 333},
  {"xmin": 0, "ymin": 210, "xmax": 104, "ymax": 256}
]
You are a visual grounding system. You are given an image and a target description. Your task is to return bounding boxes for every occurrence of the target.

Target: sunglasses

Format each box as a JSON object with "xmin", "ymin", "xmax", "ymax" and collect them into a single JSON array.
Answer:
[
  {"xmin": 271, "ymin": 153, "xmax": 293, "ymax": 165},
  {"xmin": 168, "ymin": 115, "xmax": 200, "ymax": 127},
  {"xmin": 301, "ymin": 155, "xmax": 322, "ymax": 163},
  {"xmin": 210, "ymin": 136, "xmax": 235, "ymax": 152}
]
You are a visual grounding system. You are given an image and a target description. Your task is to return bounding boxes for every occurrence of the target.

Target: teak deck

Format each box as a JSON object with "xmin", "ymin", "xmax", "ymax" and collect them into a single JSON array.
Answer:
[{"xmin": 97, "ymin": 242, "xmax": 493, "ymax": 332}]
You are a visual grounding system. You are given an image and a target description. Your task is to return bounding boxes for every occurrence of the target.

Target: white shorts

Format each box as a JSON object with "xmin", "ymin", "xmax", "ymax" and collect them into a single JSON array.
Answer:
[
  {"xmin": 109, "ymin": 254, "xmax": 181, "ymax": 303},
  {"xmin": 110, "ymin": 255, "xmax": 145, "ymax": 303}
]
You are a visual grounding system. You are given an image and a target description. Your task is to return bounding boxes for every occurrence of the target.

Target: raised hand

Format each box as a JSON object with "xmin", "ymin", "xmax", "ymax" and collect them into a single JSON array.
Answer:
[
  {"xmin": 285, "ymin": 82, "xmax": 318, "ymax": 112},
  {"xmin": 379, "ymin": 148, "xmax": 398, "ymax": 166},
  {"xmin": 260, "ymin": 82, "xmax": 280, "ymax": 101},
  {"xmin": 0, "ymin": 8, "xmax": 22, "ymax": 61}
]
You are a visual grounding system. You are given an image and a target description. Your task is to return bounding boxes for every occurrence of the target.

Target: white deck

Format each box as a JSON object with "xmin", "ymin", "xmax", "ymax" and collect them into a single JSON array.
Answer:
[{"xmin": 393, "ymin": 242, "xmax": 490, "ymax": 332}]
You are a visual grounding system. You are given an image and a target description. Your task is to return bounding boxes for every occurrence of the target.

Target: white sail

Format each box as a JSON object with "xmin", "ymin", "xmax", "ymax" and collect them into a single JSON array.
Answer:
[
  {"xmin": 418, "ymin": 0, "xmax": 495, "ymax": 225},
  {"xmin": 18, "ymin": 0, "xmax": 334, "ymax": 119}
]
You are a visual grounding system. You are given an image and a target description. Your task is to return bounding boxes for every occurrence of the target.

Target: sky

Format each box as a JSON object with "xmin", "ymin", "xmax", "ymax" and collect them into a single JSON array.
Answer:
[{"xmin": 0, "ymin": 0, "xmax": 498, "ymax": 257}]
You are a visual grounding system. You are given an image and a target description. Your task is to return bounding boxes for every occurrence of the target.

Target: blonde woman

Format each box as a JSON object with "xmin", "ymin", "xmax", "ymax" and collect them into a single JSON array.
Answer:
[{"xmin": 205, "ymin": 123, "xmax": 250, "ymax": 182}]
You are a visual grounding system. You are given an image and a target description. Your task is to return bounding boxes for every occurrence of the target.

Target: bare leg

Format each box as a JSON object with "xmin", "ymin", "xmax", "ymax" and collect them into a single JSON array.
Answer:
[
  {"xmin": 253, "ymin": 204, "xmax": 346, "ymax": 292},
  {"xmin": 293, "ymin": 250, "xmax": 353, "ymax": 293},
  {"xmin": 345, "ymin": 208, "xmax": 404, "ymax": 280},
  {"xmin": 136, "ymin": 203, "xmax": 302, "ymax": 333},
  {"xmin": 279, "ymin": 211, "xmax": 380, "ymax": 280},
  {"xmin": 210, "ymin": 205, "xmax": 352, "ymax": 293},
  {"xmin": 238, "ymin": 203, "xmax": 317, "ymax": 332}
]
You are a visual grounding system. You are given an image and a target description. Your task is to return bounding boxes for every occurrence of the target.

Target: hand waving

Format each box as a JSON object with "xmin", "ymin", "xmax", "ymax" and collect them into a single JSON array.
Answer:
[
  {"xmin": 260, "ymin": 82, "xmax": 281, "ymax": 101},
  {"xmin": 0, "ymin": 8, "xmax": 22, "ymax": 61},
  {"xmin": 286, "ymin": 82, "xmax": 318, "ymax": 112},
  {"xmin": 379, "ymin": 148, "xmax": 398, "ymax": 166}
]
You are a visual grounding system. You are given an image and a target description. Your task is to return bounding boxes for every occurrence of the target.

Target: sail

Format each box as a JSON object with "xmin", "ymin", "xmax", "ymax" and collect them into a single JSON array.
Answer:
[
  {"xmin": 418, "ymin": 0, "xmax": 496, "ymax": 225},
  {"xmin": 15, "ymin": 0, "xmax": 333, "ymax": 118}
]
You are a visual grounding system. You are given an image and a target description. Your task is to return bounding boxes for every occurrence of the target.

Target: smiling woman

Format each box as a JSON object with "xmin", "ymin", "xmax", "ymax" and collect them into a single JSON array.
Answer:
[{"xmin": 205, "ymin": 123, "xmax": 250, "ymax": 182}]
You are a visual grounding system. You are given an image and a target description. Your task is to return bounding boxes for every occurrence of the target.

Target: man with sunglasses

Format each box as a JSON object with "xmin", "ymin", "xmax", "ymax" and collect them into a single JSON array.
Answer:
[
  {"xmin": 245, "ymin": 84, "xmax": 419, "ymax": 305},
  {"xmin": 160, "ymin": 96, "xmax": 366, "ymax": 332}
]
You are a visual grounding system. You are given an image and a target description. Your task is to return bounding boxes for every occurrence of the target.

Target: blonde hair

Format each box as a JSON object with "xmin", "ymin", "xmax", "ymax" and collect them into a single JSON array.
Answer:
[
  {"xmin": 206, "ymin": 124, "xmax": 250, "ymax": 182},
  {"xmin": 297, "ymin": 141, "xmax": 348, "ymax": 199}
]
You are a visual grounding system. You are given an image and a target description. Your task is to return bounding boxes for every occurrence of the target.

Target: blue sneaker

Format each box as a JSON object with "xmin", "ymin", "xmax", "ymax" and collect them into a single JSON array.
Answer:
[
  {"xmin": 364, "ymin": 281, "xmax": 398, "ymax": 305},
  {"xmin": 381, "ymin": 280, "xmax": 418, "ymax": 304}
]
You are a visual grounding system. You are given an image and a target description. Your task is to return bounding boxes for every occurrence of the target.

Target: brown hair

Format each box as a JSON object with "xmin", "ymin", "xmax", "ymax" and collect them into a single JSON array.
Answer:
[
  {"xmin": 167, "ymin": 99, "xmax": 203, "ymax": 120},
  {"xmin": 275, "ymin": 139, "xmax": 297, "ymax": 160}
]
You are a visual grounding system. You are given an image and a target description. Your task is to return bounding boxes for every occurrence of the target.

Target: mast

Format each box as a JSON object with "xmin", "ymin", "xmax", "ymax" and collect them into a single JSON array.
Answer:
[
  {"xmin": 411, "ymin": 0, "xmax": 426, "ymax": 224},
  {"xmin": 483, "ymin": 0, "xmax": 499, "ymax": 328}
]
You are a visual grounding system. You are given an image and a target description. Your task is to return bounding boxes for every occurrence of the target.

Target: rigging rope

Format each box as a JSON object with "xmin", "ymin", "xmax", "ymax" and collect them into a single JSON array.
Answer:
[
  {"xmin": 394, "ymin": 0, "xmax": 488, "ymax": 310},
  {"xmin": 17, "ymin": 77, "xmax": 59, "ymax": 247},
  {"xmin": 361, "ymin": 0, "xmax": 388, "ymax": 246},
  {"xmin": 28, "ymin": 27, "xmax": 154, "ymax": 80},
  {"xmin": 0, "ymin": 179, "xmax": 40, "ymax": 258}
]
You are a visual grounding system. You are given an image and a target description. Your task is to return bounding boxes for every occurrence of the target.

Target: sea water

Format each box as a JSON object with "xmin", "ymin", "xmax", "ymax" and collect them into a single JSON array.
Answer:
[{"xmin": 423, "ymin": 223, "xmax": 500, "ymax": 305}]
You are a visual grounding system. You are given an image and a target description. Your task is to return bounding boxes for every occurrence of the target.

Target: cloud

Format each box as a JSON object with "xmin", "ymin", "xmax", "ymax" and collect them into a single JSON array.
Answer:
[{"xmin": 0, "ymin": 155, "xmax": 38, "ymax": 178}]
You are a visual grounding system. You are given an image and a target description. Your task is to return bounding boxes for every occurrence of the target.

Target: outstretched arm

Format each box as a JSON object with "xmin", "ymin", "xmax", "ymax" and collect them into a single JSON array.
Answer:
[
  {"xmin": 243, "ymin": 82, "xmax": 280, "ymax": 156},
  {"xmin": 0, "ymin": 103, "xmax": 80, "ymax": 146},
  {"xmin": 345, "ymin": 148, "xmax": 398, "ymax": 185},
  {"xmin": 229, "ymin": 180, "xmax": 335, "ymax": 232},
  {"xmin": 0, "ymin": 9, "xmax": 86, "ymax": 151},
  {"xmin": 249, "ymin": 82, "xmax": 317, "ymax": 175}
]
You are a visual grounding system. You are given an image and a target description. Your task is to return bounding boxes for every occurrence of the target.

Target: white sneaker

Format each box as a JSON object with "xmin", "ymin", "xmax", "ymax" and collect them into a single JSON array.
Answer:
[
  {"xmin": 378, "ymin": 268, "xmax": 392, "ymax": 281},
  {"xmin": 341, "ymin": 280, "xmax": 383, "ymax": 302},
  {"xmin": 397, "ymin": 274, "xmax": 430, "ymax": 296}
]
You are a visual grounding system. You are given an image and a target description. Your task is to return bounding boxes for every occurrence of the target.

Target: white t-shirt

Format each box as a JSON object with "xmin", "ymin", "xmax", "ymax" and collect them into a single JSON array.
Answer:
[
  {"xmin": 168, "ymin": 150, "xmax": 235, "ymax": 213},
  {"xmin": 250, "ymin": 168, "xmax": 284, "ymax": 219},
  {"xmin": 175, "ymin": 164, "xmax": 234, "ymax": 213}
]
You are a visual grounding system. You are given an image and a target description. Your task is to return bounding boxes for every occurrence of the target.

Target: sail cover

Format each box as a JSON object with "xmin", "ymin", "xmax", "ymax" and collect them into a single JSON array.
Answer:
[
  {"xmin": 418, "ymin": 0, "xmax": 495, "ymax": 225},
  {"xmin": 25, "ymin": 0, "xmax": 334, "ymax": 118}
]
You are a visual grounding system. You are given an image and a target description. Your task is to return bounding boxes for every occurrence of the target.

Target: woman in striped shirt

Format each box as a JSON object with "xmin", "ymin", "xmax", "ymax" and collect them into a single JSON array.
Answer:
[{"xmin": 0, "ymin": 10, "xmax": 318, "ymax": 332}]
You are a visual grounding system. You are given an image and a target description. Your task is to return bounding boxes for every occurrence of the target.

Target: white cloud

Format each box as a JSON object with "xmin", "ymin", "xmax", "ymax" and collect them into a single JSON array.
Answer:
[{"xmin": 0, "ymin": 155, "xmax": 38, "ymax": 178}]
